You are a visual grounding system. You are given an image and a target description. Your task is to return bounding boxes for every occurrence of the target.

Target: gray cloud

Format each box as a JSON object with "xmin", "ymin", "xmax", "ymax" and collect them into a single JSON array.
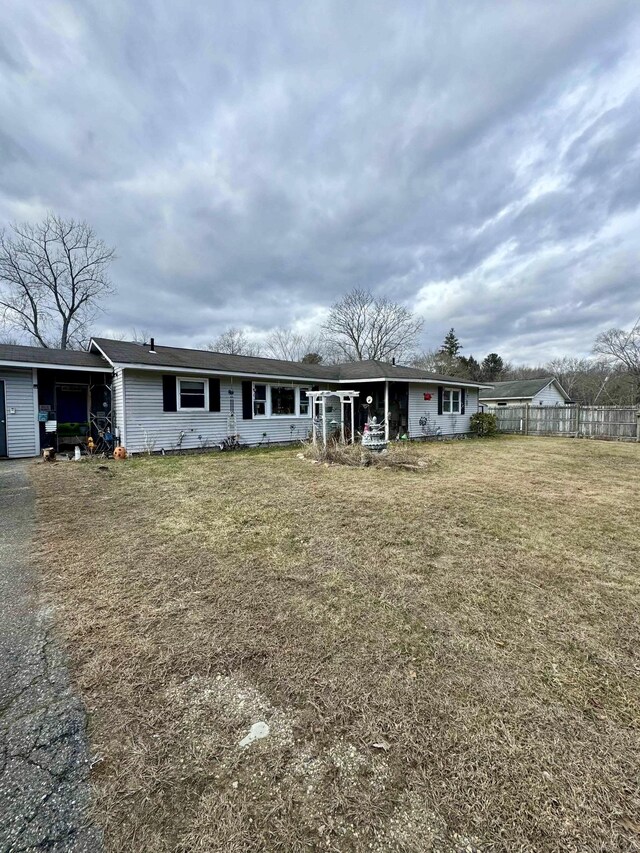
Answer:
[{"xmin": 1, "ymin": 0, "xmax": 639, "ymax": 362}]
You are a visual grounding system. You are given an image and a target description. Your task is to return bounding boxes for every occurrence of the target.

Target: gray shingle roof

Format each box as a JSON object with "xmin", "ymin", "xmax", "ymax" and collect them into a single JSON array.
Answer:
[
  {"xmin": 91, "ymin": 338, "xmax": 485, "ymax": 386},
  {"xmin": 333, "ymin": 359, "xmax": 485, "ymax": 385},
  {"xmin": 0, "ymin": 343, "xmax": 108, "ymax": 370},
  {"xmin": 479, "ymin": 377, "xmax": 559, "ymax": 400},
  {"xmin": 91, "ymin": 338, "xmax": 338, "ymax": 380}
]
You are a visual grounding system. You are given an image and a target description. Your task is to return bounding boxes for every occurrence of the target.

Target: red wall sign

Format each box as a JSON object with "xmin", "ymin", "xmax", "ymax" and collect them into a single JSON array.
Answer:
[{"xmin": 423, "ymin": 392, "xmax": 432, "ymax": 401}]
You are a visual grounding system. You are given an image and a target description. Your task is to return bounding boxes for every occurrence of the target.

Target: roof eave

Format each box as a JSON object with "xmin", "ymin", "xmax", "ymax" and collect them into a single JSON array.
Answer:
[
  {"xmin": 0, "ymin": 359, "xmax": 110, "ymax": 373},
  {"xmin": 110, "ymin": 361, "xmax": 332, "ymax": 383},
  {"xmin": 111, "ymin": 360, "xmax": 488, "ymax": 387}
]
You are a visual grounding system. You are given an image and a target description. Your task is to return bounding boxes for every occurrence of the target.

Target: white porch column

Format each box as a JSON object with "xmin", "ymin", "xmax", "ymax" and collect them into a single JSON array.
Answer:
[
  {"xmin": 384, "ymin": 381, "xmax": 389, "ymax": 441},
  {"xmin": 350, "ymin": 397, "xmax": 355, "ymax": 444},
  {"xmin": 384, "ymin": 379, "xmax": 389, "ymax": 441},
  {"xmin": 321, "ymin": 397, "xmax": 328, "ymax": 446}
]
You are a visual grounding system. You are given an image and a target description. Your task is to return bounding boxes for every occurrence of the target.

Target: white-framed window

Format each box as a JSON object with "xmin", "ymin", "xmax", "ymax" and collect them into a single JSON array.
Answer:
[
  {"xmin": 252, "ymin": 383, "xmax": 311, "ymax": 418},
  {"xmin": 443, "ymin": 387, "xmax": 461, "ymax": 414},
  {"xmin": 299, "ymin": 388, "xmax": 310, "ymax": 416},
  {"xmin": 271, "ymin": 385, "xmax": 296, "ymax": 416},
  {"xmin": 253, "ymin": 383, "xmax": 267, "ymax": 416},
  {"xmin": 177, "ymin": 377, "xmax": 209, "ymax": 411}
]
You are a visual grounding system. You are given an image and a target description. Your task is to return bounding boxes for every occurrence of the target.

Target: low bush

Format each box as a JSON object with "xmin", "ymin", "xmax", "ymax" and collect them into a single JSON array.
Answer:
[{"xmin": 469, "ymin": 411, "xmax": 498, "ymax": 437}]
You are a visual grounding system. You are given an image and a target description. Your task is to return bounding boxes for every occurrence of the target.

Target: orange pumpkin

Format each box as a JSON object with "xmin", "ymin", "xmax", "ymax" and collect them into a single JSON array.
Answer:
[{"xmin": 113, "ymin": 445, "xmax": 127, "ymax": 460}]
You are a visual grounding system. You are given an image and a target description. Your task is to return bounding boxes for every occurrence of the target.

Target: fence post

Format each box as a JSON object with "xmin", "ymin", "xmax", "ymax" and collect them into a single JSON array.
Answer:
[
  {"xmin": 524, "ymin": 403, "xmax": 529, "ymax": 436},
  {"xmin": 636, "ymin": 411, "xmax": 640, "ymax": 442},
  {"xmin": 575, "ymin": 404, "xmax": 581, "ymax": 436}
]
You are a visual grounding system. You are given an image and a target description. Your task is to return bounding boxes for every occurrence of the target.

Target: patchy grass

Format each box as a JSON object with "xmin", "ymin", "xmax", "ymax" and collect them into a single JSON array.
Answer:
[{"xmin": 31, "ymin": 436, "xmax": 640, "ymax": 852}]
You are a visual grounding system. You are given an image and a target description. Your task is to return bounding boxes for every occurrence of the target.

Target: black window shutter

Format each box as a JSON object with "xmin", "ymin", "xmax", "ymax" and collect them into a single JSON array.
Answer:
[
  {"xmin": 209, "ymin": 378, "xmax": 221, "ymax": 412},
  {"xmin": 162, "ymin": 375, "xmax": 177, "ymax": 412},
  {"xmin": 437, "ymin": 386, "xmax": 443, "ymax": 415},
  {"xmin": 460, "ymin": 388, "xmax": 466, "ymax": 415},
  {"xmin": 241, "ymin": 381, "xmax": 253, "ymax": 419}
]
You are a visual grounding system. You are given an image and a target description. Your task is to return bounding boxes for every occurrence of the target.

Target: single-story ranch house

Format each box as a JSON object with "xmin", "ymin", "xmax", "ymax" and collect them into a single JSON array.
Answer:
[
  {"xmin": 480, "ymin": 377, "xmax": 571, "ymax": 408},
  {"xmin": 0, "ymin": 338, "xmax": 488, "ymax": 458}
]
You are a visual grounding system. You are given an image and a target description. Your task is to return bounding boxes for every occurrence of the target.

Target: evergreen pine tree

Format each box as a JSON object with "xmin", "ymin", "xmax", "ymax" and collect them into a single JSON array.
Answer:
[
  {"xmin": 440, "ymin": 328, "xmax": 462, "ymax": 357},
  {"xmin": 481, "ymin": 353, "xmax": 504, "ymax": 381}
]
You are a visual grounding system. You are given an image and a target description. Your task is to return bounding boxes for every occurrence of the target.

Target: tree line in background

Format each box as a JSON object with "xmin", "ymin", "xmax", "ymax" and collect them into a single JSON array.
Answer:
[
  {"xmin": 412, "ymin": 327, "xmax": 640, "ymax": 406},
  {"xmin": 210, "ymin": 311, "xmax": 640, "ymax": 406},
  {"xmin": 1, "ymin": 215, "xmax": 638, "ymax": 405}
]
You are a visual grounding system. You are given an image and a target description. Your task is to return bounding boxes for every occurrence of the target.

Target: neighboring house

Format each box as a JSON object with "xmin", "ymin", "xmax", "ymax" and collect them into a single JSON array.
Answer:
[
  {"xmin": 480, "ymin": 377, "xmax": 572, "ymax": 408},
  {"xmin": 0, "ymin": 337, "xmax": 487, "ymax": 458}
]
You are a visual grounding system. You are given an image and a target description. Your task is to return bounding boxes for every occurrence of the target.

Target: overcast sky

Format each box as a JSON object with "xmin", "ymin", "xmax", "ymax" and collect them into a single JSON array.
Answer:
[{"xmin": 1, "ymin": 1, "xmax": 639, "ymax": 362}]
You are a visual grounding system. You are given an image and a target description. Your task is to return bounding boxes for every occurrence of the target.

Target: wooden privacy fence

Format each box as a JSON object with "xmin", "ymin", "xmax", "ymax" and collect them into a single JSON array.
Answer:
[{"xmin": 485, "ymin": 404, "xmax": 640, "ymax": 442}]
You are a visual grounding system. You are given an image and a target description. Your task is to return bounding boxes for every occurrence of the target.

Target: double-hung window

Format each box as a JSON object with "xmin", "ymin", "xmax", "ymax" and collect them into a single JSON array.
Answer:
[
  {"xmin": 177, "ymin": 378, "xmax": 208, "ymax": 410},
  {"xmin": 253, "ymin": 384, "xmax": 267, "ymax": 416},
  {"xmin": 443, "ymin": 388, "xmax": 460, "ymax": 414},
  {"xmin": 299, "ymin": 388, "xmax": 310, "ymax": 416}
]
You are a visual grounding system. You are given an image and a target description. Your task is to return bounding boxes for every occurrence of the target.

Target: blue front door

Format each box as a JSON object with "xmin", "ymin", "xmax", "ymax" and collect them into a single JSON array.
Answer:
[{"xmin": 0, "ymin": 381, "xmax": 7, "ymax": 457}]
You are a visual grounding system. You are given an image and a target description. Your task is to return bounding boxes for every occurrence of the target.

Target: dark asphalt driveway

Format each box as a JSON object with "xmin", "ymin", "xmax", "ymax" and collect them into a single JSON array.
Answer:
[{"xmin": 0, "ymin": 461, "xmax": 102, "ymax": 852}]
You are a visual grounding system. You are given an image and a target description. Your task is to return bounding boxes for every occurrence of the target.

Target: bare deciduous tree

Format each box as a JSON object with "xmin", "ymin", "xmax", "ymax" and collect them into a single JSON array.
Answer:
[
  {"xmin": 264, "ymin": 328, "xmax": 325, "ymax": 362},
  {"xmin": 0, "ymin": 330, "xmax": 20, "ymax": 345},
  {"xmin": 207, "ymin": 326, "xmax": 261, "ymax": 356},
  {"xmin": 593, "ymin": 326, "xmax": 640, "ymax": 381},
  {"xmin": 0, "ymin": 214, "xmax": 115, "ymax": 349},
  {"xmin": 322, "ymin": 288, "xmax": 423, "ymax": 362}
]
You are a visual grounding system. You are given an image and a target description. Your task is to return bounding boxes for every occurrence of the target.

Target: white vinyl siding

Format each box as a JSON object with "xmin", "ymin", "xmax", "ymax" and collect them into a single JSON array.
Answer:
[
  {"xmin": 0, "ymin": 368, "xmax": 37, "ymax": 458},
  {"xmin": 532, "ymin": 382, "xmax": 568, "ymax": 406},
  {"xmin": 407, "ymin": 383, "xmax": 478, "ymax": 439},
  {"xmin": 122, "ymin": 370, "xmax": 316, "ymax": 453},
  {"xmin": 482, "ymin": 382, "xmax": 568, "ymax": 408}
]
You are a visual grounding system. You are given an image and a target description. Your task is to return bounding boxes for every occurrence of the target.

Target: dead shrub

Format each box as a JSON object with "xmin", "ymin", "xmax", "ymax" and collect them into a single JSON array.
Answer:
[{"xmin": 301, "ymin": 439, "xmax": 431, "ymax": 470}]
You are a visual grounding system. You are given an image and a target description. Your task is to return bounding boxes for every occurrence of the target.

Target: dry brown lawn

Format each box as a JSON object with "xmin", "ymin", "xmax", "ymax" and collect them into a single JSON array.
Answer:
[{"xmin": 31, "ymin": 436, "xmax": 640, "ymax": 853}]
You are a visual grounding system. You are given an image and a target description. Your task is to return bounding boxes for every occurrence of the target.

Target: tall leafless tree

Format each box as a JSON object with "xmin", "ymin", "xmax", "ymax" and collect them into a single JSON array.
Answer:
[
  {"xmin": 593, "ymin": 326, "xmax": 640, "ymax": 380},
  {"xmin": 264, "ymin": 327, "xmax": 326, "ymax": 362},
  {"xmin": 207, "ymin": 326, "xmax": 261, "ymax": 356},
  {"xmin": 0, "ymin": 331, "xmax": 20, "ymax": 345},
  {"xmin": 0, "ymin": 214, "xmax": 115, "ymax": 349},
  {"xmin": 322, "ymin": 288, "xmax": 423, "ymax": 362}
]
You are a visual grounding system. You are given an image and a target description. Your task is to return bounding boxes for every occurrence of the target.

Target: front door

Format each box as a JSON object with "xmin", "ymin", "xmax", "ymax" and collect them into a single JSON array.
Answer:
[{"xmin": 0, "ymin": 380, "xmax": 7, "ymax": 457}]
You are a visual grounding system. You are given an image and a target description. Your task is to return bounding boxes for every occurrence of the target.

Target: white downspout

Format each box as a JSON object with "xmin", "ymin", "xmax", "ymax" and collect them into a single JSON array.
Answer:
[{"xmin": 32, "ymin": 368, "xmax": 40, "ymax": 456}]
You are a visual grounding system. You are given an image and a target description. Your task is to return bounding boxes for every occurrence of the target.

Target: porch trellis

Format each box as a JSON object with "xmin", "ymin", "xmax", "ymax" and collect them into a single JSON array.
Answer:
[{"xmin": 307, "ymin": 390, "xmax": 360, "ymax": 446}]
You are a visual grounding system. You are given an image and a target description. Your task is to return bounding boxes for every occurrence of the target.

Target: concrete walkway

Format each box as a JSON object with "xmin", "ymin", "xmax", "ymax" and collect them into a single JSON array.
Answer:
[{"xmin": 0, "ymin": 461, "xmax": 102, "ymax": 852}]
